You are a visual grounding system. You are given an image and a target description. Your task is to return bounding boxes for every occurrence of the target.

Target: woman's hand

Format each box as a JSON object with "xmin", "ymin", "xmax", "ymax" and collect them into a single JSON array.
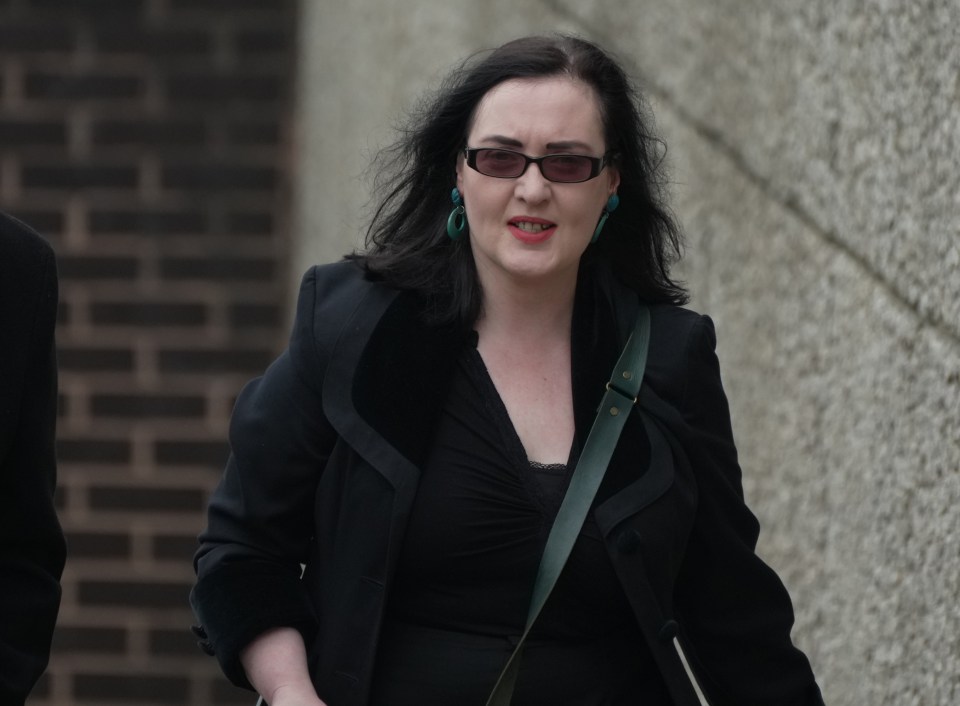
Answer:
[{"xmin": 241, "ymin": 627, "xmax": 326, "ymax": 706}]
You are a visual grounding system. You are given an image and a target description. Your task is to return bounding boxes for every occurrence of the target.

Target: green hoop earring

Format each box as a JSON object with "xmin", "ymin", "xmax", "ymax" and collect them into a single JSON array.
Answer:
[
  {"xmin": 591, "ymin": 193, "xmax": 620, "ymax": 243},
  {"xmin": 446, "ymin": 187, "xmax": 467, "ymax": 240}
]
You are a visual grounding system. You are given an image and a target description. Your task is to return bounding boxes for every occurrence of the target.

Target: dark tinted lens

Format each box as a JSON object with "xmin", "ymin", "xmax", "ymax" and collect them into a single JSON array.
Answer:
[
  {"xmin": 541, "ymin": 155, "xmax": 594, "ymax": 182},
  {"xmin": 474, "ymin": 149, "xmax": 526, "ymax": 177}
]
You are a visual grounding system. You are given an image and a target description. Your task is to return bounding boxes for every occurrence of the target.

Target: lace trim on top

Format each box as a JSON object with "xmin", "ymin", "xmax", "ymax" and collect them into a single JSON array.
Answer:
[{"xmin": 528, "ymin": 461, "xmax": 567, "ymax": 472}]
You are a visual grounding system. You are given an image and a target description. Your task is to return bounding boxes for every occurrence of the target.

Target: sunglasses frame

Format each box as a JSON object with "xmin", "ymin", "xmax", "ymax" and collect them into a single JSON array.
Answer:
[{"xmin": 463, "ymin": 147, "xmax": 611, "ymax": 183}]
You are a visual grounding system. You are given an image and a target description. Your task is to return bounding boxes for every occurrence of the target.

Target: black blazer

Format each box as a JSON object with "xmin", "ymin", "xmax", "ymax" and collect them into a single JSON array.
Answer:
[
  {"xmin": 0, "ymin": 212, "xmax": 66, "ymax": 705},
  {"xmin": 192, "ymin": 260, "xmax": 824, "ymax": 706}
]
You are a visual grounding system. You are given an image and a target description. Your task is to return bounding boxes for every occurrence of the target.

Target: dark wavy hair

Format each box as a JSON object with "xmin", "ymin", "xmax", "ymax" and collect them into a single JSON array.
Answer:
[{"xmin": 356, "ymin": 34, "xmax": 687, "ymax": 325}]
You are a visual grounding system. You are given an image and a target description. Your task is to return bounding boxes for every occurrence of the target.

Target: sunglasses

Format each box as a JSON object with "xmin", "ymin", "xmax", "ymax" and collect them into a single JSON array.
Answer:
[{"xmin": 463, "ymin": 147, "xmax": 611, "ymax": 184}]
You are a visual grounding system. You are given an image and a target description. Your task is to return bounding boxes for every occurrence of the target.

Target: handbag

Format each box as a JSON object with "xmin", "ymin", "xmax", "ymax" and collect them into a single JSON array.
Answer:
[{"xmin": 484, "ymin": 305, "xmax": 652, "ymax": 706}]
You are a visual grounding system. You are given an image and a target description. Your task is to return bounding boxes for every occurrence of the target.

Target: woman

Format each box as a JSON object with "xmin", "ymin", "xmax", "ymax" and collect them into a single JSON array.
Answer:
[{"xmin": 191, "ymin": 35, "xmax": 825, "ymax": 706}]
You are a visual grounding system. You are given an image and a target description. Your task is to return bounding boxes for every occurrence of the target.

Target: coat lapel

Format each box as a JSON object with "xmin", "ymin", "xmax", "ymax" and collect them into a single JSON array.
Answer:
[
  {"xmin": 322, "ymin": 282, "xmax": 468, "ymax": 491},
  {"xmin": 320, "ymin": 259, "xmax": 676, "ymax": 521},
  {"xmin": 573, "ymin": 263, "xmax": 678, "ymax": 533}
]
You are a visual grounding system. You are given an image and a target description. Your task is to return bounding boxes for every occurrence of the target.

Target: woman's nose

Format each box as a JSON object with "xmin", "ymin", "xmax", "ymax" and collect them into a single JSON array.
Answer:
[{"xmin": 514, "ymin": 163, "xmax": 551, "ymax": 203}]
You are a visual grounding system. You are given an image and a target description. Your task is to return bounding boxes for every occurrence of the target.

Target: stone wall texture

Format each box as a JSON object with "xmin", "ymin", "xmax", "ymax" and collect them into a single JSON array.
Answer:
[{"xmin": 295, "ymin": 2, "xmax": 959, "ymax": 705}]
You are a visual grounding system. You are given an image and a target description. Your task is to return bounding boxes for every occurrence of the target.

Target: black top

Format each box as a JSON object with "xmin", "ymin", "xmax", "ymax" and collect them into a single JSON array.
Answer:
[{"xmin": 372, "ymin": 338, "xmax": 670, "ymax": 704}]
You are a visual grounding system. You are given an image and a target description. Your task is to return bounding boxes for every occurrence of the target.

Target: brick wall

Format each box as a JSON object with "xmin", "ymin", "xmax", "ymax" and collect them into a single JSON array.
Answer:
[{"xmin": 1, "ymin": 1, "xmax": 299, "ymax": 703}]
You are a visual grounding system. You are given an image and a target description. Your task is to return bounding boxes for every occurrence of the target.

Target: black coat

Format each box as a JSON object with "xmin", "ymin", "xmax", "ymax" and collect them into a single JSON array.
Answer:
[
  {"xmin": 0, "ymin": 212, "xmax": 66, "ymax": 705},
  {"xmin": 192, "ymin": 260, "xmax": 824, "ymax": 706}
]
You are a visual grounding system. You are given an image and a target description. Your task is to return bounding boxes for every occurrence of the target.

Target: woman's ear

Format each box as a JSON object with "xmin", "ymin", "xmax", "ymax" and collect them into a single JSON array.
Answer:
[
  {"xmin": 607, "ymin": 165, "xmax": 620, "ymax": 196},
  {"xmin": 455, "ymin": 152, "xmax": 465, "ymax": 195}
]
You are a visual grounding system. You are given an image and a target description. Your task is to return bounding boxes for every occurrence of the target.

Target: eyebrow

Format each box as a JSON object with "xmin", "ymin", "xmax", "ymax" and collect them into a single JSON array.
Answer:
[{"xmin": 476, "ymin": 135, "xmax": 596, "ymax": 152}]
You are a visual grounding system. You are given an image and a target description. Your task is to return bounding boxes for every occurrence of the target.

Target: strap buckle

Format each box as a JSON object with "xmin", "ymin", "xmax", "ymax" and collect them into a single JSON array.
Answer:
[{"xmin": 605, "ymin": 380, "xmax": 638, "ymax": 405}]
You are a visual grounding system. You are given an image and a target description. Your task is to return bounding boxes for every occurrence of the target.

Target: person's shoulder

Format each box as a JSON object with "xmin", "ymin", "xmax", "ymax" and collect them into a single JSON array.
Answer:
[
  {"xmin": 291, "ymin": 257, "xmax": 403, "ymax": 355},
  {"xmin": 647, "ymin": 303, "xmax": 713, "ymax": 348},
  {"xmin": 643, "ymin": 303, "xmax": 720, "ymax": 402},
  {"xmin": 0, "ymin": 211, "xmax": 55, "ymax": 270},
  {"xmin": 299, "ymin": 258, "xmax": 398, "ymax": 315},
  {"xmin": 0, "ymin": 212, "xmax": 57, "ymax": 315}
]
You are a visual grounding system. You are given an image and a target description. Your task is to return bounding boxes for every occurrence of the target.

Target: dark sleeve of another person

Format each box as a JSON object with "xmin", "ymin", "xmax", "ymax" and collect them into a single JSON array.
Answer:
[{"xmin": 0, "ymin": 212, "xmax": 67, "ymax": 705}]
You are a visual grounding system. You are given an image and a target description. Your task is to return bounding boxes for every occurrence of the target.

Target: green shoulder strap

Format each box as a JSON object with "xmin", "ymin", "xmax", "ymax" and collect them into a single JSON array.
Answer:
[{"xmin": 485, "ymin": 305, "xmax": 652, "ymax": 706}]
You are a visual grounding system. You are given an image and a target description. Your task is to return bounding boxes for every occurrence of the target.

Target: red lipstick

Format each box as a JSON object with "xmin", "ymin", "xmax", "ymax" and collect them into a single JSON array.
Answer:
[{"xmin": 507, "ymin": 216, "xmax": 556, "ymax": 244}]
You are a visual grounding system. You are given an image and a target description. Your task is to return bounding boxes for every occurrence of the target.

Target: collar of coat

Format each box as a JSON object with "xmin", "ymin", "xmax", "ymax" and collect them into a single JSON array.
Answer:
[{"xmin": 317, "ymin": 258, "xmax": 661, "ymax": 516}]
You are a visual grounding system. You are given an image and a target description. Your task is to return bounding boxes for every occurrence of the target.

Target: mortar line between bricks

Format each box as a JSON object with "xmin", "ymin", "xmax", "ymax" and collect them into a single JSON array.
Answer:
[{"xmin": 539, "ymin": 0, "xmax": 960, "ymax": 350}]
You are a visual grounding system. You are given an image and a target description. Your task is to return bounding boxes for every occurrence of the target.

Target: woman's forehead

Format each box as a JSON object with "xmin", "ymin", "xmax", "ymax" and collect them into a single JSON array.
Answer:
[{"xmin": 467, "ymin": 76, "xmax": 605, "ymax": 149}]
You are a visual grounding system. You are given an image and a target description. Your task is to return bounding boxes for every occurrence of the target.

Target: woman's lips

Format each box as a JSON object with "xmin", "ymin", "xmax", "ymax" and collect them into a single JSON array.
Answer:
[{"xmin": 508, "ymin": 218, "xmax": 557, "ymax": 244}]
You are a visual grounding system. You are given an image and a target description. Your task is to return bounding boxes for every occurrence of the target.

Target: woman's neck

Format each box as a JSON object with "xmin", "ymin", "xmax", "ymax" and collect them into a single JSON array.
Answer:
[
  {"xmin": 472, "ymin": 265, "xmax": 579, "ymax": 466},
  {"xmin": 474, "ymin": 267, "xmax": 578, "ymax": 345}
]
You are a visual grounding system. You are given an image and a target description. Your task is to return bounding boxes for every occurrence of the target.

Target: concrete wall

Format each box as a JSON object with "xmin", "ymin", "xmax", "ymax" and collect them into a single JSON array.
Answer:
[{"xmin": 293, "ymin": 2, "xmax": 960, "ymax": 704}]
